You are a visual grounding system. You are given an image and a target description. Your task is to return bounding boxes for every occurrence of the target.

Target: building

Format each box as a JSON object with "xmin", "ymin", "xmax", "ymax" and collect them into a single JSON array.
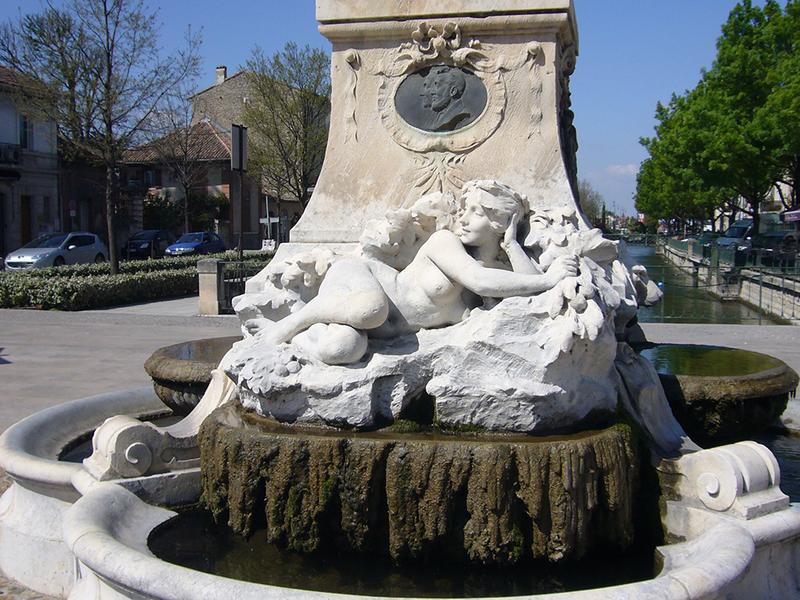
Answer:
[
  {"xmin": 0, "ymin": 67, "xmax": 59, "ymax": 257},
  {"xmin": 122, "ymin": 66, "xmax": 304, "ymax": 249},
  {"xmin": 190, "ymin": 66, "xmax": 305, "ymax": 244}
]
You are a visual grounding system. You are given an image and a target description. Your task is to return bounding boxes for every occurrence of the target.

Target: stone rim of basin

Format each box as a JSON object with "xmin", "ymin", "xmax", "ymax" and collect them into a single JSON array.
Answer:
[
  {"xmin": 144, "ymin": 336, "xmax": 242, "ymax": 385},
  {"xmin": 636, "ymin": 343, "xmax": 799, "ymax": 446},
  {"xmin": 634, "ymin": 343, "xmax": 793, "ymax": 380}
]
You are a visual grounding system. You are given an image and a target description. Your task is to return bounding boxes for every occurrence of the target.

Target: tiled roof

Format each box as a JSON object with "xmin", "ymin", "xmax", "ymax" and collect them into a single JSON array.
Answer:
[
  {"xmin": 0, "ymin": 66, "xmax": 42, "ymax": 91},
  {"xmin": 123, "ymin": 120, "xmax": 231, "ymax": 164}
]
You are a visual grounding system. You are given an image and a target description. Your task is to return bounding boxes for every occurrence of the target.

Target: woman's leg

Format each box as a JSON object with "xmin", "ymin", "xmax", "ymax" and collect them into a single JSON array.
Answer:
[
  {"xmin": 292, "ymin": 323, "xmax": 369, "ymax": 365},
  {"xmin": 255, "ymin": 259, "xmax": 390, "ymax": 346}
]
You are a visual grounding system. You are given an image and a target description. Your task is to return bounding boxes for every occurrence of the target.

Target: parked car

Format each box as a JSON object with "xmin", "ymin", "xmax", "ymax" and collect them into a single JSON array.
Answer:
[
  {"xmin": 164, "ymin": 232, "xmax": 226, "ymax": 256},
  {"xmin": 124, "ymin": 229, "xmax": 177, "ymax": 260},
  {"xmin": 716, "ymin": 219, "xmax": 754, "ymax": 249},
  {"xmin": 751, "ymin": 230, "xmax": 800, "ymax": 254},
  {"xmin": 4, "ymin": 232, "xmax": 108, "ymax": 271}
]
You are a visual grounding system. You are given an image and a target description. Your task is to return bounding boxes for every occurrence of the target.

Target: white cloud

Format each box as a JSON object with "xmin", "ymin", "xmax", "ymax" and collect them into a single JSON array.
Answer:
[{"xmin": 606, "ymin": 163, "xmax": 639, "ymax": 177}]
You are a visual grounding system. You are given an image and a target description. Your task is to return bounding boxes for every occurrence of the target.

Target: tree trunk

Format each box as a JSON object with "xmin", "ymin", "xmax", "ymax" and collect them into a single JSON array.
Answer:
[
  {"xmin": 751, "ymin": 198, "xmax": 761, "ymax": 236},
  {"xmin": 184, "ymin": 183, "xmax": 190, "ymax": 234},
  {"xmin": 105, "ymin": 164, "xmax": 119, "ymax": 275}
]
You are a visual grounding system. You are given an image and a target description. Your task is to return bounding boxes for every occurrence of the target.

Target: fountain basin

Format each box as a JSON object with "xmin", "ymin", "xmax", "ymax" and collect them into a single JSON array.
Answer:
[
  {"xmin": 638, "ymin": 344, "xmax": 799, "ymax": 446},
  {"xmin": 64, "ymin": 478, "xmax": 798, "ymax": 600},
  {"xmin": 144, "ymin": 336, "xmax": 241, "ymax": 415},
  {"xmin": 0, "ymin": 388, "xmax": 169, "ymax": 597}
]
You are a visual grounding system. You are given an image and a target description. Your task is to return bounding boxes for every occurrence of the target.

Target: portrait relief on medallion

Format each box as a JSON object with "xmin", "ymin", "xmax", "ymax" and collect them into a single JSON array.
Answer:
[{"xmin": 395, "ymin": 65, "xmax": 488, "ymax": 133}]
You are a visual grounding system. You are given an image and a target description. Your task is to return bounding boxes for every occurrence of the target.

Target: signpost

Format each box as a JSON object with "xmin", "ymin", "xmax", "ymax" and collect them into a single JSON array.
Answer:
[{"xmin": 231, "ymin": 124, "xmax": 248, "ymax": 260}]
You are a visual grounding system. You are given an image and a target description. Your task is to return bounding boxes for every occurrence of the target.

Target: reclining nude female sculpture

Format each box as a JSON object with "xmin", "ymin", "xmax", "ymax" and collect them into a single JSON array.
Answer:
[
  {"xmin": 86, "ymin": 179, "xmax": 682, "ymax": 481},
  {"xmin": 241, "ymin": 180, "xmax": 579, "ymax": 366},
  {"xmin": 217, "ymin": 178, "xmax": 637, "ymax": 432}
]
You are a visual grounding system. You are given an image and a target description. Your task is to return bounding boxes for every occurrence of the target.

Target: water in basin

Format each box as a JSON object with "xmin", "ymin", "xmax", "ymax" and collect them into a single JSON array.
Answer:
[
  {"xmin": 638, "ymin": 344, "xmax": 784, "ymax": 377},
  {"xmin": 149, "ymin": 509, "xmax": 656, "ymax": 598}
]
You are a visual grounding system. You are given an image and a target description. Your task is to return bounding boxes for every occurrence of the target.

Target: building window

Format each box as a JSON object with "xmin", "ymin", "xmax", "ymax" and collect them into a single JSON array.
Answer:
[{"xmin": 19, "ymin": 115, "xmax": 33, "ymax": 149}]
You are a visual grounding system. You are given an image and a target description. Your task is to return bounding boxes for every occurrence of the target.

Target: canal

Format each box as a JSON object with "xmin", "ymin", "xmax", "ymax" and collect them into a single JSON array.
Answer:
[{"xmin": 627, "ymin": 245, "xmax": 781, "ymax": 325}]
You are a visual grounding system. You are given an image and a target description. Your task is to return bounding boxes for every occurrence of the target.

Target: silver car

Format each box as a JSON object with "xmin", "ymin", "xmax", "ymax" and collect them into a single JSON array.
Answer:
[{"xmin": 4, "ymin": 232, "xmax": 108, "ymax": 271}]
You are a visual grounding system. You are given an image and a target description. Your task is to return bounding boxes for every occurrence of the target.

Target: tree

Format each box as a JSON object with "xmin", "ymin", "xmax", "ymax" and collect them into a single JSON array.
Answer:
[
  {"xmin": 636, "ymin": 0, "xmax": 799, "ymax": 232},
  {"xmin": 577, "ymin": 179, "xmax": 604, "ymax": 227},
  {"xmin": 143, "ymin": 81, "xmax": 211, "ymax": 234},
  {"xmin": 0, "ymin": 1, "xmax": 200, "ymax": 273},
  {"xmin": 636, "ymin": 92, "xmax": 735, "ymax": 231},
  {"xmin": 243, "ymin": 42, "xmax": 330, "ymax": 208},
  {"xmin": 751, "ymin": 0, "xmax": 800, "ymax": 209}
]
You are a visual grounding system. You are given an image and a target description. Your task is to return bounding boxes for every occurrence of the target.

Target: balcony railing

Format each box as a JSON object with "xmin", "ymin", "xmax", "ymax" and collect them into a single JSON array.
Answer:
[{"xmin": 0, "ymin": 143, "xmax": 21, "ymax": 165}]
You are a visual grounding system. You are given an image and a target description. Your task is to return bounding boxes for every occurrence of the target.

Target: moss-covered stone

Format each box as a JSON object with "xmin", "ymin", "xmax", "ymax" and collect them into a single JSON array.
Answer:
[
  {"xmin": 659, "ymin": 365, "xmax": 798, "ymax": 446},
  {"xmin": 200, "ymin": 404, "xmax": 640, "ymax": 566}
]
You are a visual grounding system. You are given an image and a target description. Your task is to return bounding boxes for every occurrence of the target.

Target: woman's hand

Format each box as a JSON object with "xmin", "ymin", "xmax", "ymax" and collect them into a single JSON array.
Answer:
[
  {"xmin": 500, "ymin": 212, "xmax": 521, "ymax": 252},
  {"xmin": 545, "ymin": 254, "xmax": 579, "ymax": 286}
]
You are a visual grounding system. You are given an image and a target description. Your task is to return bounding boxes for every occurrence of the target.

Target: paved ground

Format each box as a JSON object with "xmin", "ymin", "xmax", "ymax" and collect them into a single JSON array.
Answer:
[
  {"xmin": 0, "ymin": 296, "xmax": 239, "ymax": 433},
  {"xmin": 0, "ymin": 301, "xmax": 797, "ymax": 598},
  {"xmin": 0, "ymin": 296, "xmax": 240, "ymax": 598}
]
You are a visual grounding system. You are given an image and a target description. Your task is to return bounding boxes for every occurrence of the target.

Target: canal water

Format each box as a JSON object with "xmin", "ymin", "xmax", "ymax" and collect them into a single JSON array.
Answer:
[{"xmin": 627, "ymin": 246, "xmax": 779, "ymax": 325}]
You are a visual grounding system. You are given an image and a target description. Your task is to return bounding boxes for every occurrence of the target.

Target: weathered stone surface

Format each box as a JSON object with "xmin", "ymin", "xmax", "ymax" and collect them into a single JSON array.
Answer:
[
  {"xmin": 200, "ymin": 404, "xmax": 640, "ymax": 565},
  {"xmin": 659, "ymin": 365, "xmax": 798, "ymax": 446},
  {"xmin": 144, "ymin": 337, "xmax": 240, "ymax": 415},
  {"xmin": 295, "ymin": 2, "xmax": 579, "ymax": 244},
  {"xmin": 316, "ymin": 0, "xmax": 576, "ymax": 24}
]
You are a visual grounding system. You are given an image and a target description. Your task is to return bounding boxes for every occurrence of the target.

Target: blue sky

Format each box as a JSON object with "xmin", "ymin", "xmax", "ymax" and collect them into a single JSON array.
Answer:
[{"xmin": 2, "ymin": 1, "xmax": 748, "ymax": 214}]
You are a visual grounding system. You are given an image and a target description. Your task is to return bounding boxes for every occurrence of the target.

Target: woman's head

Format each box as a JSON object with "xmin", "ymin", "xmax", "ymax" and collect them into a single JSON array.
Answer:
[{"xmin": 458, "ymin": 181, "xmax": 527, "ymax": 245}]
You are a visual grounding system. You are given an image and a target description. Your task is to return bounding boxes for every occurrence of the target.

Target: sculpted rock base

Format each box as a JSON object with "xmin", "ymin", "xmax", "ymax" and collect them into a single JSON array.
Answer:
[
  {"xmin": 225, "ymin": 296, "xmax": 619, "ymax": 433},
  {"xmin": 200, "ymin": 404, "xmax": 640, "ymax": 565}
]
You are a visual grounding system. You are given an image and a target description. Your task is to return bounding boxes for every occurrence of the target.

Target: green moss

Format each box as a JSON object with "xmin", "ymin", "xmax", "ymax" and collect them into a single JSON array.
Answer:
[
  {"xmin": 388, "ymin": 419, "xmax": 430, "ymax": 434},
  {"xmin": 321, "ymin": 475, "xmax": 337, "ymax": 505},
  {"xmin": 509, "ymin": 524, "xmax": 526, "ymax": 563},
  {"xmin": 435, "ymin": 421, "xmax": 488, "ymax": 436}
]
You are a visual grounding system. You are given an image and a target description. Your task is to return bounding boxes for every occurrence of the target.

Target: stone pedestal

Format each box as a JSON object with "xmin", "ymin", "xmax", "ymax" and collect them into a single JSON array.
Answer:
[
  {"xmin": 200, "ymin": 404, "xmax": 639, "ymax": 566},
  {"xmin": 293, "ymin": 0, "xmax": 580, "ymax": 244}
]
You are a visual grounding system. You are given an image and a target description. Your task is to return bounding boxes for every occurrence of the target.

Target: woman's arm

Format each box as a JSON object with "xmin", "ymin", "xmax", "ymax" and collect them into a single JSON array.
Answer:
[
  {"xmin": 501, "ymin": 213, "xmax": 542, "ymax": 275},
  {"xmin": 425, "ymin": 231, "xmax": 577, "ymax": 297}
]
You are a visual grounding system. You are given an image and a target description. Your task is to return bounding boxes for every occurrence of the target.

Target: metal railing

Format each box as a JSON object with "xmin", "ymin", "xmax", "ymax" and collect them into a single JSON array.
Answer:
[
  {"xmin": 638, "ymin": 264, "xmax": 799, "ymax": 324},
  {"xmin": 603, "ymin": 233, "xmax": 660, "ymax": 246},
  {"xmin": 660, "ymin": 237, "xmax": 800, "ymax": 278},
  {"xmin": 220, "ymin": 260, "xmax": 265, "ymax": 314},
  {"xmin": 647, "ymin": 239, "xmax": 800, "ymax": 324},
  {"xmin": 0, "ymin": 143, "xmax": 21, "ymax": 165}
]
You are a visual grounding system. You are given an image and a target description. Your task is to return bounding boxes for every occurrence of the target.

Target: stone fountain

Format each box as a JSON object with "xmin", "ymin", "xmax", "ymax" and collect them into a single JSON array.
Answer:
[{"xmin": 1, "ymin": 2, "xmax": 799, "ymax": 599}]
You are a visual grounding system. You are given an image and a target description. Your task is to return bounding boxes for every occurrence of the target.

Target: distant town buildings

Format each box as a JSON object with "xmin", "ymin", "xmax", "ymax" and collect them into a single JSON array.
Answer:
[
  {"xmin": 121, "ymin": 65, "xmax": 303, "ymax": 248},
  {"xmin": 0, "ymin": 67, "xmax": 59, "ymax": 257}
]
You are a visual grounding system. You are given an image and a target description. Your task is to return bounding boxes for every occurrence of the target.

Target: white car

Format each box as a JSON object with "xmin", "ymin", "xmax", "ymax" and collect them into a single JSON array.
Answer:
[{"xmin": 4, "ymin": 232, "xmax": 108, "ymax": 271}]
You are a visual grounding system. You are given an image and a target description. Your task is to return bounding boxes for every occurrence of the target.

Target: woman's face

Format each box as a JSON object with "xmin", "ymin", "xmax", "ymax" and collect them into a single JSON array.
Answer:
[{"xmin": 458, "ymin": 189, "xmax": 497, "ymax": 246}]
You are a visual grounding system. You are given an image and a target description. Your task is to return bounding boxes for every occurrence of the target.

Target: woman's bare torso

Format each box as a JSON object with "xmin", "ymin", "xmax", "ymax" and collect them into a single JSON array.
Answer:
[{"xmin": 366, "ymin": 232, "xmax": 470, "ymax": 335}]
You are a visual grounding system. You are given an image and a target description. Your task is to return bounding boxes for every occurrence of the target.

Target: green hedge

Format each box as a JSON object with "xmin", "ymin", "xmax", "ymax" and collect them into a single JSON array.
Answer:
[
  {"xmin": 0, "ymin": 268, "xmax": 199, "ymax": 311},
  {"xmin": 0, "ymin": 252, "xmax": 272, "ymax": 311},
  {"xmin": 7, "ymin": 251, "xmax": 273, "ymax": 279}
]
